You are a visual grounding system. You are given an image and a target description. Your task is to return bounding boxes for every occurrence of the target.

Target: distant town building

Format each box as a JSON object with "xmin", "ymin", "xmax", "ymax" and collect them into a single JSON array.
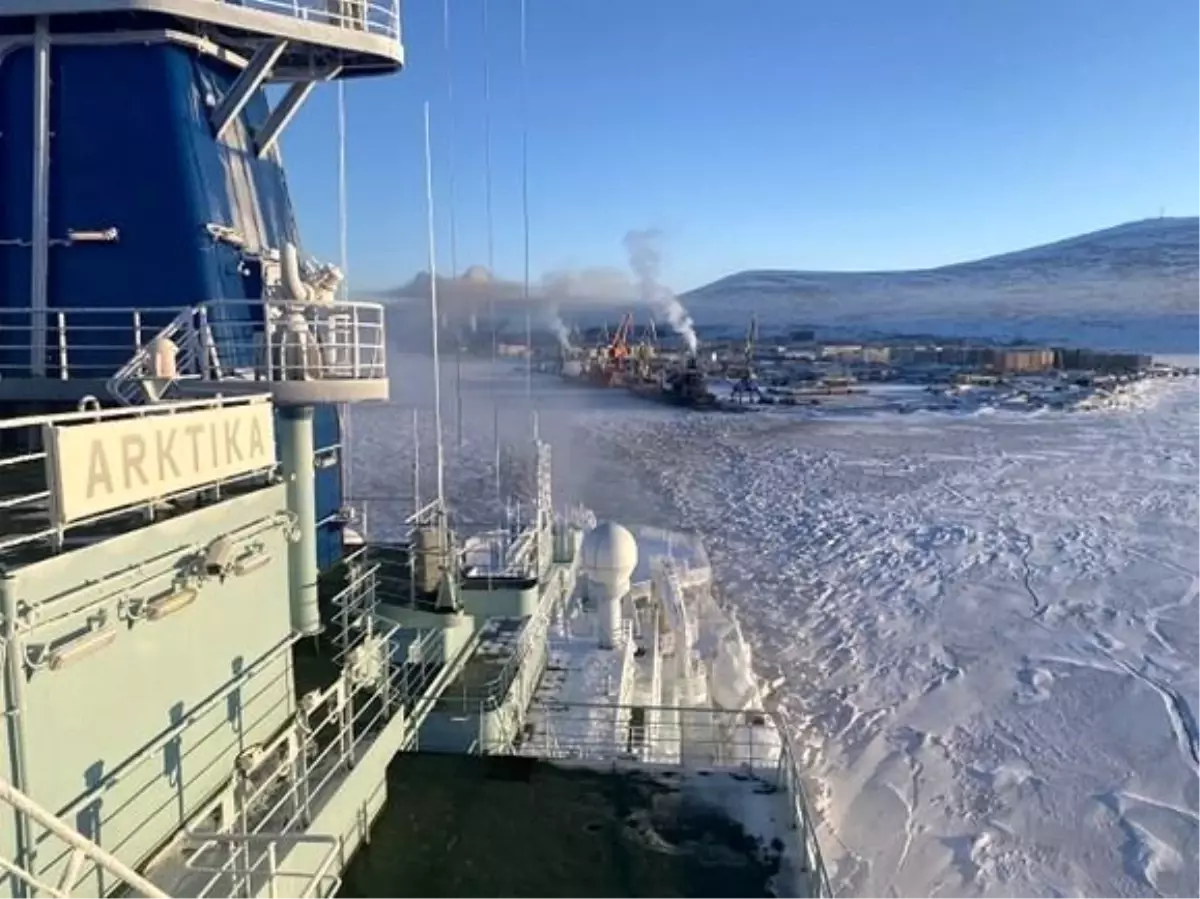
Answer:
[
  {"xmin": 820, "ymin": 343, "xmax": 863, "ymax": 360},
  {"xmin": 990, "ymin": 348, "xmax": 1055, "ymax": 373},
  {"xmin": 1055, "ymin": 347, "xmax": 1152, "ymax": 373},
  {"xmin": 861, "ymin": 346, "xmax": 891, "ymax": 364}
]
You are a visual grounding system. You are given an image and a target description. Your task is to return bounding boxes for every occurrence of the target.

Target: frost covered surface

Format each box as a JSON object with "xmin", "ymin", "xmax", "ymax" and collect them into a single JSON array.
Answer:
[
  {"xmin": 594, "ymin": 378, "xmax": 1200, "ymax": 898},
  {"xmin": 358, "ymin": 356, "xmax": 1199, "ymax": 897}
]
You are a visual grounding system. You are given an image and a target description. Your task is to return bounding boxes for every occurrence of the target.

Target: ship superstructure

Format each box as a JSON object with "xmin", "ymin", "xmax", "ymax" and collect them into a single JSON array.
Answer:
[
  {"xmin": 0, "ymin": 2, "xmax": 416, "ymax": 896},
  {"xmin": 0, "ymin": 1, "xmax": 832, "ymax": 896}
]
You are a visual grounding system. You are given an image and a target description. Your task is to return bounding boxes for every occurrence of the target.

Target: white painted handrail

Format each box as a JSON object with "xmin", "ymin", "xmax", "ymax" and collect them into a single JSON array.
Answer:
[{"xmin": 0, "ymin": 777, "xmax": 169, "ymax": 898}]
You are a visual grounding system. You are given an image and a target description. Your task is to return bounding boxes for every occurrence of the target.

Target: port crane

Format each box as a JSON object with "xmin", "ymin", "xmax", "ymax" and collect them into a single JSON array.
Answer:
[
  {"xmin": 731, "ymin": 314, "xmax": 764, "ymax": 403},
  {"xmin": 608, "ymin": 312, "xmax": 633, "ymax": 366}
]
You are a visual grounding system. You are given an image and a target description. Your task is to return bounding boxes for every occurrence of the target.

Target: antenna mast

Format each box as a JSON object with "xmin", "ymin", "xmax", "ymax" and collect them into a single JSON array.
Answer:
[
  {"xmin": 520, "ymin": 0, "xmax": 533, "ymax": 405},
  {"xmin": 423, "ymin": 102, "xmax": 446, "ymax": 510},
  {"xmin": 483, "ymin": 0, "xmax": 501, "ymax": 509},
  {"xmin": 336, "ymin": 80, "xmax": 354, "ymax": 522},
  {"xmin": 444, "ymin": 0, "xmax": 464, "ymax": 448},
  {"xmin": 412, "ymin": 407, "xmax": 421, "ymax": 514}
]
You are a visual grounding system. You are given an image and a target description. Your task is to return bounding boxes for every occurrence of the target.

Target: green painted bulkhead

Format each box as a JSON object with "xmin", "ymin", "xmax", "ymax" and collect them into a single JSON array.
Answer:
[{"xmin": 0, "ymin": 486, "xmax": 295, "ymax": 895}]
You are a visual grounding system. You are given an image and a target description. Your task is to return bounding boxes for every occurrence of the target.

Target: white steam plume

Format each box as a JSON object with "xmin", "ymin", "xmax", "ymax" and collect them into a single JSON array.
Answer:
[
  {"xmin": 622, "ymin": 228, "xmax": 698, "ymax": 354},
  {"xmin": 543, "ymin": 303, "xmax": 573, "ymax": 351}
]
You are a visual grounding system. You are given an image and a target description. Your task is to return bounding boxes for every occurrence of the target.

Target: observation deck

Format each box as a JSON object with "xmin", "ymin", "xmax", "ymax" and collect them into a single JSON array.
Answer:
[
  {"xmin": 0, "ymin": 298, "xmax": 390, "ymax": 407},
  {"xmin": 0, "ymin": 0, "xmax": 404, "ymax": 75}
]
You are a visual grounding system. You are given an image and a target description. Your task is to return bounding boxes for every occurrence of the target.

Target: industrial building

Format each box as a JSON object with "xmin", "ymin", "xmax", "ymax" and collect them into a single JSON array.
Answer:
[
  {"xmin": 1055, "ymin": 348, "xmax": 1154, "ymax": 373},
  {"xmin": 990, "ymin": 348, "xmax": 1056, "ymax": 374}
]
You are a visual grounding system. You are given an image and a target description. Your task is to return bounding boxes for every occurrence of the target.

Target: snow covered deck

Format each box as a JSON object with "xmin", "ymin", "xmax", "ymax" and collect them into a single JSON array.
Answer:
[{"xmin": 522, "ymin": 608, "xmax": 637, "ymax": 757}]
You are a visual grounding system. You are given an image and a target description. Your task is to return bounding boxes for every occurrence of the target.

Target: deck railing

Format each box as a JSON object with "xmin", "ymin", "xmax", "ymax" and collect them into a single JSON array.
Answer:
[
  {"xmin": 0, "ymin": 778, "xmax": 169, "ymax": 899},
  {"xmin": 437, "ymin": 562, "xmax": 573, "ymax": 714},
  {"xmin": 158, "ymin": 571, "xmax": 456, "ymax": 898},
  {"xmin": 509, "ymin": 700, "xmax": 835, "ymax": 898},
  {"xmin": 221, "ymin": 0, "xmax": 401, "ymax": 43},
  {"xmin": 0, "ymin": 393, "xmax": 277, "ymax": 559},
  {"xmin": 0, "ymin": 299, "xmax": 388, "ymax": 395}
]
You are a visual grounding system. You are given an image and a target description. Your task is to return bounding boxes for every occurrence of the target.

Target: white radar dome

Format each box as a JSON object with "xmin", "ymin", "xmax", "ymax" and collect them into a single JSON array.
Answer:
[{"xmin": 580, "ymin": 521, "xmax": 638, "ymax": 585}]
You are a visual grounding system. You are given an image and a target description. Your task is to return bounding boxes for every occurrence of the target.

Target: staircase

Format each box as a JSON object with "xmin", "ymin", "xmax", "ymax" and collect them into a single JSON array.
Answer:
[{"xmin": 106, "ymin": 306, "xmax": 212, "ymax": 406}]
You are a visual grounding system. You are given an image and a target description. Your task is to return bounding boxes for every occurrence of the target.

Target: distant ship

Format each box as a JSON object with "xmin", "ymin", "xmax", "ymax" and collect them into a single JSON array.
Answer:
[{"xmin": 0, "ymin": 2, "xmax": 831, "ymax": 897}]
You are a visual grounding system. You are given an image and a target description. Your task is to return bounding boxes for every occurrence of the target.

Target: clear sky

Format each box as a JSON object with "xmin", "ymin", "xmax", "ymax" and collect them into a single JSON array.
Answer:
[{"xmin": 281, "ymin": 0, "xmax": 1199, "ymax": 293}]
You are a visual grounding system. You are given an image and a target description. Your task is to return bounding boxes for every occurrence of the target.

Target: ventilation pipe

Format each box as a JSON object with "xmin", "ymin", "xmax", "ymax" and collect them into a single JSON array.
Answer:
[{"xmin": 280, "ymin": 241, "xmax": 314, "ymax": 302}]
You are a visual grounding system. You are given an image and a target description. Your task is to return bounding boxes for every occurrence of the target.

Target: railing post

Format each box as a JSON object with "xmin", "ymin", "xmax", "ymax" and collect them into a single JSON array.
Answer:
[
  {"xmin": 340, "ymin": 681, "xmax": 354, "ymax": 769},
  {"xmin": 198, "ymin": 304, "xmax": 212, "ymax": 379},
  {"xmin": 56, "ymin": 312, "xmax": 68, "ymax": 380},
  {"xmin": 29, "ymin": 16, "xmax": 50, "ymax": 379},
  {"xmin": 351, "ymin": 305, "xmax": 361, "ymax": 378},
  {"xmin": 266, "ymin": 842, "xmax": 278, "ymax": 899}
]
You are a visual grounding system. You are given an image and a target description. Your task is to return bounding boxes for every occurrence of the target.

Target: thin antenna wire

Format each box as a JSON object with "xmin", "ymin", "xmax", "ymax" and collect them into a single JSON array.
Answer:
[
  {"xmin": 520, "ymin": 0, "xmax": 532, "ymax": 405},
  {"xmin": 412, "ymin": 407, "xmax": 421, "ymax": 514},
  {"xmin": 337, "ymin": 82, "xmax": 349, "ymax": 300},
  {"xmin": 483, "ymin": 0, "xmax": 501, "ymax": 508},
  {"xmin": 444, "ymin": 0, "xmax": 464, "ymax": 449},
  {"xmin": 335, "ymin": 79, "xmax": 354, "ymax": 527},
  {"xmin": 423, "ymin": 101, "xmax": 446, "ymax": 510}
]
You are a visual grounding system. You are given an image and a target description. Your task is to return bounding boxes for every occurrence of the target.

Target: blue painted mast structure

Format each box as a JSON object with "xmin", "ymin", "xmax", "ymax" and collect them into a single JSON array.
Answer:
[{"xmin": 0, "ymin": 0, "xmax": 403, "ymax": 572}]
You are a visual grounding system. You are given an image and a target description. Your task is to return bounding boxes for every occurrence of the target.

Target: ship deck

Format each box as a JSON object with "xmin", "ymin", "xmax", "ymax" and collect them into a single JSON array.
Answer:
[
  {"xmin": 337, "ymin": 752, "xmax": 786, "ymax": 898},
  {"xmin": 435, "ymin": 616, "xmax": 526, "ymax": 707}
]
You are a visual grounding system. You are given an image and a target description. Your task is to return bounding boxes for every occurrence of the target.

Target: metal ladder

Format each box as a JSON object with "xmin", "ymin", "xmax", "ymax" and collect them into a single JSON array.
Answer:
[
  {"xmin": 0, "ymin": 777, "xmax": 169, "ymax": 898},
  {"xmin": 106, "ymin": 306, "xmax": 217, "ymax": 406}
]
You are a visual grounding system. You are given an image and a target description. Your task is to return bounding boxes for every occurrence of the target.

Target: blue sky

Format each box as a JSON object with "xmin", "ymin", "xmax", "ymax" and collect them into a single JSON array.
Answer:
[{"xmin": 281, "ymin": 0, "xmax": 1199, "ymax": 293}]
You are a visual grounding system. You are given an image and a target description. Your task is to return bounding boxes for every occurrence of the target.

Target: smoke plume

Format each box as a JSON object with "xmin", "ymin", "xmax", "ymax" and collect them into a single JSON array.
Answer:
[
  {"xmin": 543, "ymin": 303, "xmax": 573, "ymax": 351},
  {"xmin": 622, "ymin": 228, "xmax": 698, "ymax": 354}
]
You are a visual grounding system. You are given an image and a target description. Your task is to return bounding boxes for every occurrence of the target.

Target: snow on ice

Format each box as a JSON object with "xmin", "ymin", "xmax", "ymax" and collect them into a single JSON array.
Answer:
[{"xmin": 355, "ymin": 354, "xmax": 1199, "ymax": 898}]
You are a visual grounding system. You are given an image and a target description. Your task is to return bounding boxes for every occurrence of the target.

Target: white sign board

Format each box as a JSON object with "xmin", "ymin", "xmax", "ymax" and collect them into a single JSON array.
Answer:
[{"xmin": 45, "ymin": 402, "xmax": 277, "ymax": 524}]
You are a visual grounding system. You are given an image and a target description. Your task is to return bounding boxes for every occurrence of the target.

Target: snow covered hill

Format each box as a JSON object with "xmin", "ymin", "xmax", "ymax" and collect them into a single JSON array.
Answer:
[{"xmin": 685, "ymin": 217, "xmax": 1199, "ymax": 352}]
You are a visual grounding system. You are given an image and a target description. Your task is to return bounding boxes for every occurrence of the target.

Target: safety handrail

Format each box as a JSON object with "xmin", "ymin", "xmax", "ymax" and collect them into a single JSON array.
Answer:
[
  {"xmin": 105, "ymin": 298, "xmax": 387, "ymax": 405},
  {"xmin": 502, "ymin": 698, "xmax": 835, "ymax": 897},
  {"xmin": 0, "ymin": 777, "xmax": 169, "ymax": 898},
  {"xmin": 0, "ymin": 393, "xmax": 277, "ymax": 560},
  {"xmin": 229, "ymin": 0, "xmax": 402, "ymax": 43}
]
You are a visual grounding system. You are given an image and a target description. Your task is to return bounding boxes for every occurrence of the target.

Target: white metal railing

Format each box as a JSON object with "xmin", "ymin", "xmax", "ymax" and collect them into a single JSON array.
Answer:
[
  {"xmin": 224, "ymin": 0, "xmax": 402, "ymax": 44},
  {"xmin": 167, "ymin": 612, "xmax": 453, "ymax": 896},
  {"xmin": 0, "ymin": 299, "xmax": 387, "ymax": 399},
  {"xmin": 107, "ymin": 298, "xmax": 388, "ymax": 404},
  {"xmin": 0, "ymin": 393, "xmax": 277, "ymax": 559},
  {"xmin": 106, "ymin": 306, "xmax": 206, "ymax": 405},
  {"xmin": 778, "ymin": 731, "xmax": 835, "ymax": 898},
  {"xmin": 0, "ymin": 305, "xmax": 177, "ymax": 380},
  {"xmin": 439, "ymin": 562, "xmax": 572, "ymax": 715},
  {"xmin": 0, "ymin": 778, "xmax": 169, "ymax": 898},
  {"xmin": 511, "ymin": 700, "xmax": 834, "ymax": 898},
  {"xmin": 182, "ymin": 833, "xmax": 341, "ymax": 899}
]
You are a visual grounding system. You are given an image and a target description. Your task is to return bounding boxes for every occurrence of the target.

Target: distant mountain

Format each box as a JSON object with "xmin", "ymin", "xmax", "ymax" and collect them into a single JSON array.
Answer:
[{"xmin": 684, "ymin": 217, "xmax": 1199, "ymax": 353}]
